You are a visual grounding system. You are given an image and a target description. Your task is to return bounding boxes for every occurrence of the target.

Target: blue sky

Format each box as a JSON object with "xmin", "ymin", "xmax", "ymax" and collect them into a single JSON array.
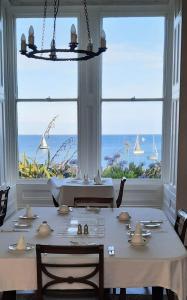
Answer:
[{"xmin": 17, "ymin": 16, "xmax": 164, "ymax": 135}]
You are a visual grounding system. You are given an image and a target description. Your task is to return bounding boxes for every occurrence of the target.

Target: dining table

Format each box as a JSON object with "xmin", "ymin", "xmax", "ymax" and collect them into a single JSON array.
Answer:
[
  {"xmin": 47, "ymin": 177, "xmax": 114, "ymax": 206},
  {"xmin": 0, "ymin": 207, "xmax": 186, "ymax": 300}
]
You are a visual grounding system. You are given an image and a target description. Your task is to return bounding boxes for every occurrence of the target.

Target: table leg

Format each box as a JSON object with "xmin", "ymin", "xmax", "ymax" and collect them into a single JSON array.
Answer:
[
  {"xmin": 152, "ymin": 286, "xmax": 163, "ymax": 300},
  {"xmin": 2, "ymin": 290, "xmax": 16, "ymax": 300}
]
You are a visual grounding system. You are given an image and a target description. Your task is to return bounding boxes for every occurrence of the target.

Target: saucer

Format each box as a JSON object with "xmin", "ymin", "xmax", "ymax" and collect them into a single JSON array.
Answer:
[
  {"xmin": 19, "ymin": 215, "xmax": 38, "ymax": 220},
  {"xmin": 144, "ymin": 223, "xmax": 161, "ymax": 228},
  {"xmin": 128, "ymin": 238, "xmax": 148, "ymax": 247},
  {"xmin": 127, "ymin": 230, "xmax": 151, "ymax": 237},
  {"xmin": 9, "ymin": 243, "xmax": 35, "ymax": 252},
  {"xmin": 14, "ymin": 222, "xmax": 31, "ymax": 228}
]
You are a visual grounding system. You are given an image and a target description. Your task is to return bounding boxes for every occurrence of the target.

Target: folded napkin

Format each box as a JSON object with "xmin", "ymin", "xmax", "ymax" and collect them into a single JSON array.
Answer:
[
  {"xmin": 134, "ymin": 223, "xmax": 142, "ymax": 235},
  {"xmin": 25, "ymin": 205, "xmax": 33, "ymax": 217},
  {"xmin": 16, "ymin": 235, "xmax": 26, "ymax": 250},
  {"xmin": 94, "ymin": 170, "xmax": 102, "ymax": 184}
]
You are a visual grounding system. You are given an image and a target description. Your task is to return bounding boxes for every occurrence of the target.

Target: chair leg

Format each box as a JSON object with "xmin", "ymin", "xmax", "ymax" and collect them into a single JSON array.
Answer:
[
  {"xmin": 2, "ymin": 290, "xmax": 16, "ymax": 300},
  {"xmin": 119, "ymin": 288, "xmax": 126, "ymax": 300},
  {"xmin": 152, "ymin": 286, "xmax": 163, "ymax": 300},
  {"xmin": 166, "ymin": 289, "xmax": 176, "ymax": 300}
]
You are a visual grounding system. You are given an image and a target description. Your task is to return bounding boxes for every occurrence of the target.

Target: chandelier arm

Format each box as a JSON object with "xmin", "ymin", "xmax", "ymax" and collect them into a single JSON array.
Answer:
[
  {"xmin": 21, "ymin": 47, "xmax": 105, "ymax": 61},
  {"xmin": 82, "ymin": 0, "xmax": 91, "ymax": 43}
]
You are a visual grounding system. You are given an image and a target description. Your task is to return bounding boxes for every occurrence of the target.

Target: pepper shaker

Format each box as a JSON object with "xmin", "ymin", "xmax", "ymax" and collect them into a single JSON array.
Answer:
[{"xmin": 84, "ymin": 224, "xmax": 89, "ymax": 235}]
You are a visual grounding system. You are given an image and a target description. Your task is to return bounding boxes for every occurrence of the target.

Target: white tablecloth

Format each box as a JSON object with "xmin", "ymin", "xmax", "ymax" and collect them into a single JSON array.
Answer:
[
  {"xmin": 0, "ymin": 207, "xmax": 186, "ymax": 300},
  {"xmin": 47, "ymin": 177, "xmax": 114, "ymax": 206}
]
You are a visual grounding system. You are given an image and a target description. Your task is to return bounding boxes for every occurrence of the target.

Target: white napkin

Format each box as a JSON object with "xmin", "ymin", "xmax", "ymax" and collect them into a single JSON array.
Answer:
[
  {"xmin": 94, "ymin": 170, "xmax": 102, "ymax": 184},
  {"xmin": 76, "ymin": 168, "xmax": 82, "ymax": 180},
  {"xmin": 134, "ymin": 223, "xmax": 142, "ymax": 235},
  {"xmin": 16, "ymin": 235, "xmax": 26, "ymax": 250},
  {"xmin": 26, "ymin": 205, "xmax": 33, "ymax": 217}
]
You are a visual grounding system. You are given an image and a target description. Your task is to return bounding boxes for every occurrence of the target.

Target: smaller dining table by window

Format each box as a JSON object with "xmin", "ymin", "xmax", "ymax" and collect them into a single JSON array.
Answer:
[{"xmin": 47, "ymin": 177, "xmax": 114, "ymax": 206}]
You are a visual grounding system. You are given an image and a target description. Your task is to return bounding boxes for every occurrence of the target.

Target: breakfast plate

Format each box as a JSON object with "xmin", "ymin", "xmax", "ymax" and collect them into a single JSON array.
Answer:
[
  {"xmin": 9, "ymin": 243, "xmax": 35, "ymax": 252},
  {"xmin": 127, "ymin": 230, "xmax": 151, "ymax": 237},
  {"xmin": 144, "ymin": 223, "xmax": 161, "ymax": 228},
  {"xmin": 19, "ymin": 215, "xmax": 38, "ymax": 220}
]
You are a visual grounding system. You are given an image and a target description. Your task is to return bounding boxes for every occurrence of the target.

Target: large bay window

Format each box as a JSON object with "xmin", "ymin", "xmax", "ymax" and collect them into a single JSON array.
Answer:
[{"xmin": 15, "ymin": 10, "xmax": 166, "ymax": 181}]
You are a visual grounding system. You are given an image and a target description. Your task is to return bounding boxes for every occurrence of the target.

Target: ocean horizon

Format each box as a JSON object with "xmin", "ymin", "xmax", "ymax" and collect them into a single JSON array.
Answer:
[{"xmin": 18, "ymin": 134, "xmax": 162, "ymax": 168}]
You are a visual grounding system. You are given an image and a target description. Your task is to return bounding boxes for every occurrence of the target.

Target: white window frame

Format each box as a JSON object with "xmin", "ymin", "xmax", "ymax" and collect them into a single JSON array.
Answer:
[{"xmin": 3, "ymin": 2, "xmax": 174, "ymax": 207}]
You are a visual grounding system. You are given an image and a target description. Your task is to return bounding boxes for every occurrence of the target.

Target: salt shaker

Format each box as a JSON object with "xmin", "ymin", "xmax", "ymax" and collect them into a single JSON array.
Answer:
[{"xmin": 77, "ymin": 224, "xmax": 82, "ymax": 234}]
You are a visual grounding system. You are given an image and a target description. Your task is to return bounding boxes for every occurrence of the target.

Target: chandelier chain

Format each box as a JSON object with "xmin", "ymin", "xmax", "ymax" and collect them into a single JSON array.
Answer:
[
  {"xmin": 52, "ymin": 0, "xmax": 60, "ymax": 42},
  {"xmin": 41, "ymin": 0, "xmax": 48, "ymax": 53},
  {"xmin": 82, "ymin": 0, "xmax": 91, "ymax": 43}
]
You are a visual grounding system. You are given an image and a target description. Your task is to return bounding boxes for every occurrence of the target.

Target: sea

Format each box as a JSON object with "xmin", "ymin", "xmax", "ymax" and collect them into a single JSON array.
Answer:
[{"xmin": 18, "ymin": 134, "xmax": 162, "ymax": 168}]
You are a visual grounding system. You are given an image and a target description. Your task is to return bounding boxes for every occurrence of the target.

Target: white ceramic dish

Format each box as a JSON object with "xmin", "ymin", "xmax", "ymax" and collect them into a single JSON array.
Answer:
[
  {"xmin": 128, "ymin": 238, "xmax": 148, "ymax": 247},
  {"xmin": 19, "ymin": 215, "xmax": 38, "ymax": 220},
  {"xmin": 9, "ymin": 243, "xmax": 35, "ymax": 252},
  {"xmin": 117, "ymin": 215, "xmax": 131, "ymax": 222},
  {"xmin": 127, "ymin": 230, "xmax": 151, "ymax": 237},
  {"xmin": 144, "ymin": 223, "xmax": 161, "ymax": 228},
  {"xmin": 14, "ymin": 222, "xmax": 31, "ymax": 228}
]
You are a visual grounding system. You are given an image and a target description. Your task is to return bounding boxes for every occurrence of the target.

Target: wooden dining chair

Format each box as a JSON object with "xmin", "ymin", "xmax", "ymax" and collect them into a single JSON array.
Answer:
[
  {"xmin": 74, "ymin": 197, "xmax": 114, "ymax": 208},
  {"xmin": 116, "ymin": 177, "xmax": 127, "ymax": 208},
  {"xmin": 174, "ymin": 209, "xmax": 187, "ymax": 244},
  {"xmin": 0, "ymin": 186, "xmax": 10, "ymax": 226},
  {"xmin": 35, "ymin": 244, "xmax": 104, "ymax": 300}
]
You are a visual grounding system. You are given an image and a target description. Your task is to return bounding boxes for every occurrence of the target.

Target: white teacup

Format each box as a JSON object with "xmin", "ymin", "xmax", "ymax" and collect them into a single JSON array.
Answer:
[
  {"xmin": 119, "ymin": 211, "xmax": 130, "ymax": 221},
  {"xmin": 131, "ymin": 233, "xmax": 144, "ymax": 245},
  {"xmin": 37, "ymin": 221, "xmax": 52, "ymax": 236},
  {"xmin": 59, "ymin": 205, "xmax": 69, "ymax": 214}
]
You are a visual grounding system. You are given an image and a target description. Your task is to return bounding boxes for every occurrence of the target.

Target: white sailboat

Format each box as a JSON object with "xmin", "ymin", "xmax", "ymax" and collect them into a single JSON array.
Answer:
[
  {"xmin": 133, "ymin": 135, "xmax": 144, "ymax": 155},
  {"xmin": 39, "ymin": 135, "xmax": 48, "ymax": 149},
  {"xmin": 149, "ymin": 136, "xmax": 158, "ymax": 161}
]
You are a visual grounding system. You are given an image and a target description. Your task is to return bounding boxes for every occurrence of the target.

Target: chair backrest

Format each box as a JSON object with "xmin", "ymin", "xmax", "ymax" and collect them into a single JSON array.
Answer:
[
  {"xmin": 174, "ymin": 209, "xmax": 187, "ymax": 244},
  {"xmin": 116, "ymin": 177, "xmax": 126, "ymax": 208},
  {"xmin": 36, "ymin": 244, "xmax": 104, "ymax": 300},
  {"xmin": 0, "ymin": 186, "xmax": 10, "ymax": 226},
  {"xmin": 74, "ymin": 197, "xmax": 113, "ymax": 208}
]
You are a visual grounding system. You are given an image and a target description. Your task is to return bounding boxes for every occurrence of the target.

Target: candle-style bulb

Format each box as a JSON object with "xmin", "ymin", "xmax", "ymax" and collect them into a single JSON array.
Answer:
[
  {"xmin": 28, "ymin": 25, "xmax": 34, "ymax": 46},
  {"xmin": 21, "ymin": 34, "xmax": 26, "ymax": 51},
  {"xmin": 100, "ymin": 29, "xmax": 106, "ymax": 48},
  {"xmin": 71, "ymin": 24, "xmax": 77, "ymax": 43}
]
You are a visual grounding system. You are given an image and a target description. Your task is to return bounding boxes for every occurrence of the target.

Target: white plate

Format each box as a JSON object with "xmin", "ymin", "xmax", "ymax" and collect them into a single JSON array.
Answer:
[
  {"xmin": 9, "ymin": 243, "xmax": 35, "ymax": 252},
  {"xmin": 14, "ymin": 223, "xmax": 31, "ymax": 228},
  {"xmin": 128, "ymin": 238, "xmax": 148, "ymax": 247},
  {"xmin": 19, "ymin": 215, "xmax": 38, "ymax": 220},
  {"xmin": 127, "ymin": 230, "xmax": 151, "ymax": 237},
  {"xmin": 144, "ymin": 223, "xmax": 161, "ymax": 228}
]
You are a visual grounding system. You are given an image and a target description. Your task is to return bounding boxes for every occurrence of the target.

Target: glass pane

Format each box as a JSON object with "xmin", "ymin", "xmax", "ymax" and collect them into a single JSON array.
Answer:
[
  {"xmin": 17, "ymin": 102, "xmax": 77, "ymax": 179},
  {"xmin": 102, "ymin": 102, "xmax": 162, "ymax": 179},
  {"xmin": 102, "ymin": 17, "xmax": 165, "ymax": 99},
  {"xmin": 16, "ymin": 18, "xmax": 78, "ymax": 98}
]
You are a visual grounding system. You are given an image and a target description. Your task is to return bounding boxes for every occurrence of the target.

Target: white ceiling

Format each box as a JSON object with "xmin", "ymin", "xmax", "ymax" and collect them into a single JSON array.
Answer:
[{"xmin": 9, "ymin": 0, "xmax": 169, "ymax": 6}]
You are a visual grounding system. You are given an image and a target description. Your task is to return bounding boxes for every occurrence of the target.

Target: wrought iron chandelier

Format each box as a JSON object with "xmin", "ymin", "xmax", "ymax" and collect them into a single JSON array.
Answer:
[{"xmin": 20, "ymin": 0, "xmax": 107, "ymax": 62}]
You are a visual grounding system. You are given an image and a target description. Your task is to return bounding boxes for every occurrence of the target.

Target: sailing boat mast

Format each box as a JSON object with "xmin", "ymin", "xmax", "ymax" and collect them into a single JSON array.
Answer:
[{"xmin": 149, "ymin": 136, "xmax": 158, "ymax": 160}]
